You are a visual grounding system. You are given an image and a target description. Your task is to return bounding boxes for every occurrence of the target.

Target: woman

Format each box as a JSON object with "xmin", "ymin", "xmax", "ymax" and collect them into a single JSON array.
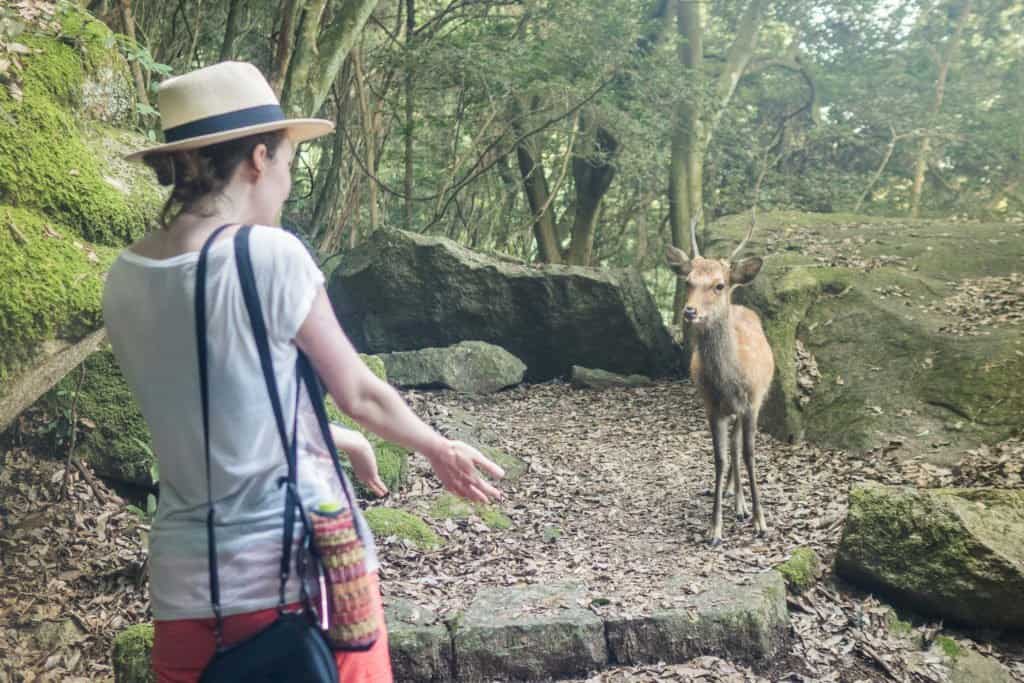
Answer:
[{"xmin": 103, "ymin": 61, "xmax": 504, "ymax": 682}]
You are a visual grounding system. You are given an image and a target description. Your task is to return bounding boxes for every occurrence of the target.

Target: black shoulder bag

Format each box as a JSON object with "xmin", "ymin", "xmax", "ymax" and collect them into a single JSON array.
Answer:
[{"xmin": 194, "ymin": 224, "xmax": 337, "ymax": 683}]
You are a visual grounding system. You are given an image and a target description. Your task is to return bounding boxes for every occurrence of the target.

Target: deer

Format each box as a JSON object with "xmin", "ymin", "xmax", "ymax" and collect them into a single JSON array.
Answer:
[{"xmin": 665, "ymin": 209, "xmax": 775, "ymax": 546}]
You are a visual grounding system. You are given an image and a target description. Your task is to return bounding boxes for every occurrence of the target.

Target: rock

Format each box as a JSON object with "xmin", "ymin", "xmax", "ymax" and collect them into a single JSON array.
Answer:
[
  {"xmin": 724, "ymin": 212, "xmax": 1024, "ymax": 457},
  {"xmin": 364, "ymin": 507, "xmax": 442, "ymax": 550},
  {"xmin": 47, "ymin": 348, "xmax": 154, "ymax": 488},
  {"xmin": 430, "ymin": 406, "xmax": 527, "ymax": 482},
  {"xmin": 945, "ymin": 644, "xmax": 1016, "ymax": 683},
  {"xmin": 379, "ymin": 341, "xmax": 526, "ymax": 394},
  {"xmin": 111, "ymin": 623, "xmax": 154, "ymax": 683},
  {"xmin": 328, "ymin": 228, "xmax": 683, "ymax": 382},
  {"xmin": 33, "ymin": 618, "xmax": 85, "ymax": 650},
  {"xmin": 429, "ymin": 492, "xmax": 512, "ymax": 530},
  {"xmin": 605, "ymin": 571, "xmax": 789, "ymax": 666},
  {"xmin": 385, "ymin": 599, "xmax": 454, "ymax": 682},
  {"xmin": 452, "ymin": 582, "xmax": 607, "ymax": 681},
  {"xmin": 774, "ymin": 547, "xmax": 822, "ymax": 594},
  {"xmin": 836, "ymin": 484, "xmax": 1024, "ymax": 630},
  {"xmin": 0, "ymin": 6, "xmax": 161, "ymax": 431},
  {"xmin": 570, "ymin": 366, "xmax": 653, "ymax": 389}
]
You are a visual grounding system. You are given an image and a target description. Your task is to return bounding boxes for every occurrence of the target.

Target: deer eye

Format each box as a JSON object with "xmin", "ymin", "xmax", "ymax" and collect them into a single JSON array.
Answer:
[{"xmin": 715, "ymin": 283, "xmax": 726, "ymax": 292}]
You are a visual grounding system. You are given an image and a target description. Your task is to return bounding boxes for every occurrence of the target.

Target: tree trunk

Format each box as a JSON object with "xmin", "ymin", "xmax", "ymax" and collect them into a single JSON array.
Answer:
[
  {"xmin": 668, "ymin": 0, "xmax": 703, "ymax": 322},
  {"xmin": 218, "ymin": 0, "xmax": 244, "ymax": 61},
  {"xmin": 910, "ymin": 0, "xmax": 972, "ymax": 218},
  {"xmin": 855, "ymin": 126, "xmax": 901, "ymax": 213},
  {"xmin": 515, "ymin": 139, "xmax": 562, "ymax": 264},
  {"xmin": 403, "ymin": 0, "xmax": 415, "ymax": 229},
  {"xmin": 566, "ymin": 118, "xmax": 618, "ymax": 266},
  {"xmin": 270, "ymin": 0, "xmax": 302, "ymax": 97},
  {"xmin": 667, "ymin": 0, "xmax": 763, "ymax": 323},
  {"xmin": 353, "ymin": 46, "xmax": 379, "ymax": 233},
  {"xmin": 118, "ymin": 0, "xmax": 150, "ymax": 110}
]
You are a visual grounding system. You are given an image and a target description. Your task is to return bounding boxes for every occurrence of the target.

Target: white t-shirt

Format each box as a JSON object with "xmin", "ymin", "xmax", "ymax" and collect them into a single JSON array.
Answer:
[{"xmin": 103, "ymin": 225, "xmax": 377, "ymax": 621}]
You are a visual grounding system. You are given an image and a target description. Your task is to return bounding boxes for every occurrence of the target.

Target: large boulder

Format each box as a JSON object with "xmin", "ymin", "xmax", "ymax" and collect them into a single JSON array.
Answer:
[
  {"xmin": 379, "ymin": 341, "xmax": 526, "ymax": 393},
  {"xmin": 718, "ymin": 212, "xmax": 1024, "ymax": 459},
  {"xmin": 0, "ymin": 5, "xmax": 161, "ymax": 431},
  {"xmin": 836, "ymin": 483, "xmax": 1024, "ymax": 630},
  {"xmin": 327, "ymin": 229, "xmax": 683, "ymax": 381}
]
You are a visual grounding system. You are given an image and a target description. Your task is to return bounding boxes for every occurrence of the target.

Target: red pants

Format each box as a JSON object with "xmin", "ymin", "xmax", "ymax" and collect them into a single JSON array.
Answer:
[{"xmin": 152, "ymin": 575, "xmax": 392, "ymax": 683}]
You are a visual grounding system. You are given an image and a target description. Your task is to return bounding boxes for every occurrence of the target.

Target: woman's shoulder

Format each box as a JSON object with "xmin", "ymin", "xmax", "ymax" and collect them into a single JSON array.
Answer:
[{"xmin": 246, "ymin": 225, "xmax": 320, "ymax": 275}]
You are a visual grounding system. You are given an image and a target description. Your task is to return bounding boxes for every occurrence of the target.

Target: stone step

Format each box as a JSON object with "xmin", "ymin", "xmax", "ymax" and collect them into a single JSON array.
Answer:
[{"xmin": 113, "ymin": 572, "xmax": 790, "ymax": 682}]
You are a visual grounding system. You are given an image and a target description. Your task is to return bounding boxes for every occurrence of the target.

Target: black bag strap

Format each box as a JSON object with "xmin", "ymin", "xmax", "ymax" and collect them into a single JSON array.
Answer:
[
  {"xmin": 194, "ymin": 223, "xmax": 235, "ymax": 645},
  {"xmin": 232, "ymin": 226, "xmax": 304, "ymax": 612}
]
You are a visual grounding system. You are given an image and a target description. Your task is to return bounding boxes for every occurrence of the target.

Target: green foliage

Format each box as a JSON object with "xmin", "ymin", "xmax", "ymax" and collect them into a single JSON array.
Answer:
[
  {"xmin": 0, "ymin": 206, "xmax": 117, "ymax": 383},
  {"xmin": 429, "ymin": 492, "xmax": 512, "ymax": 530},
  {"xmin": 363, "ymin": 507, "xmax": 442, "ymax": 550}
]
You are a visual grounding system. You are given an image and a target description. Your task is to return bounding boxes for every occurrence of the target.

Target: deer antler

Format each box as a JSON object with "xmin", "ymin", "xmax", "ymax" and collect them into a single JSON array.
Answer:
[
  {"xmin": 690, "ymin": 206, "xmax": 703, "ymax": 259},
  {"xmin": 730, "ymin": 204, "xmax": 758, "ymax": 262}
]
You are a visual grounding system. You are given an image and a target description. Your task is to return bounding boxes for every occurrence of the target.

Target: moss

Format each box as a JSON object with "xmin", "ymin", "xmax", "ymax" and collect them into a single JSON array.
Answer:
[
  {"xmin": 364, "ymin": 507, "xmax": 442, "ymax": 550},
  {"xmin": 935, "ymin": 635, "xmax": 962, "ymax": 661},
  {"xmin": 0, "ymin": 20, "xmax": 160, "ymax": 246},
  {"xmin": 480, "ymin": 446, "xmax": 527, "ymax": 482},
  {"xmin": 0, "ymin": 206, "xmax": 118, "ymax": 383},
  {"xmin": 429, "ymin": 492, "xmax": 512, "ymax": 530},
  {"xmin": 836, "ymin": 484, "xmax": 1024, "ymax": 629},
  {"xmin": 774, "ymin": 547, "xmax": 822, "ymax": 594},
  {"xmin": 49, "ymin": 348, "xmax": 153, "ymax": 486},
  {"xmin": 111, "ymin": 623, "xmax": 155, "ymax": 683}
]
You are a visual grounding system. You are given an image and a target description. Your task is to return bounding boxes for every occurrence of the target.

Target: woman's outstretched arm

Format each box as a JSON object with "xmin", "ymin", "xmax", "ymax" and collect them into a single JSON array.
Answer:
[{"xmin": 295, "ymin": 288, "xmax": 504, "ymax": 503}]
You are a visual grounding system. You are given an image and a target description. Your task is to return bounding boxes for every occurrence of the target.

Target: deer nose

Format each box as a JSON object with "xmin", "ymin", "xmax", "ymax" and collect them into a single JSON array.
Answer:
[{"xmin": 683, "ymin": 306, "xmax": 698, "ymax": 321}]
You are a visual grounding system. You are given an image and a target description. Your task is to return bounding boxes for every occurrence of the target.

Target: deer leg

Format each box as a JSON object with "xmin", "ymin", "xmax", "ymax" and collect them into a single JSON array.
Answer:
[
  {"xmin": 742, "ymin": 413, "xmax": 769, "ymax": 535},
  {"xmin": 709, "ymin": 415, "xmax": 729, "ymax": 546},
  {"xmin": 731, "ymin": 419, "xmax": 748, "ymax": 520}
]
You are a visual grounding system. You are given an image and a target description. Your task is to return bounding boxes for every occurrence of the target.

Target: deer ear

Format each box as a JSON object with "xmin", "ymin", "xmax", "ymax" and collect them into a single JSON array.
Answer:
[
  {"xmin": 731, "ymin": 257, "xmax": 763, "ymax": 285},
  {"xmin": 665, "ymin": 245, "xmax": 692, "ymax": 276}
]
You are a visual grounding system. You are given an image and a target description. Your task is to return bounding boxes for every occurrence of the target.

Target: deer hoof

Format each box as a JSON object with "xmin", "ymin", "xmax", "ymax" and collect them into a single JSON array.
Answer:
[
  {"xmin": 708, "ymin": 536, "xmax": 723, "ymax": 548},
  {"xmin": 735, "ymin": 510, "xmax": 751, "ymax": 521}
]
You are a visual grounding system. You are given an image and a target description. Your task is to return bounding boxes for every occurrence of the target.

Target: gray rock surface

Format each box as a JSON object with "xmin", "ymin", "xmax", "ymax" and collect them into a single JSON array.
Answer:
[
  {"xmin": 836, "ymin": 483, "xmax": 1024, "ymax": 630},
  {"xmin": 452, "ymin": 582, "xmax": 607, "ymax": 681},
  {"xmin": 605, "ymin": 571, "xmax": 789, "ymax": 666},
  {"xmin": 386, "ymin": 600, "xmax": 453, "ymax": 682},
  {"xmin": 570, "ymin": 366, "xmax": 654, "ymax": 389},
  {"xmin": 379, "ymin": 341, "xmax": 526, "ymax": 394},
  {"xmin": 328, "ymin": 229, "xmax": 683, "ymax": 381}
]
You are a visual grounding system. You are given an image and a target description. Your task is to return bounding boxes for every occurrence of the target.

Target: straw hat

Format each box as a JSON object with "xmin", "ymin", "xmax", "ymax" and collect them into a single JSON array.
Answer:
[{"xmin": 125, "ymin": 61, "xmax": 333, "ymax": 161}]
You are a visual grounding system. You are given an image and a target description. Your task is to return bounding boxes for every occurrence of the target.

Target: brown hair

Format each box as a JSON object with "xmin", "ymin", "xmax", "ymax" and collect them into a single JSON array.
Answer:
[{"xmin": 143, "ymin": 130, "xmax": 287, "ymax": 229}]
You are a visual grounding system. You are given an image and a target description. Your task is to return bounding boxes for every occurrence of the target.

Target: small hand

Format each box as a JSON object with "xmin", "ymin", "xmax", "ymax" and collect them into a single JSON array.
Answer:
[
  {"xmin": 424, "ymin": 440, "xmax": 504, "ymax": 504},
  {"xmin": 330, "ymin": 425, "xmax": 388, "ymax": 497}
]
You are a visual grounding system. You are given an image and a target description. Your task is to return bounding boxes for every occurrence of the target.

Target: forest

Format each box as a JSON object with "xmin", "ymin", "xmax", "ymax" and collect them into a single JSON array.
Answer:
[{"xmin": 1, "ymin": 0, "xmax": 1023, "ymax": 681}]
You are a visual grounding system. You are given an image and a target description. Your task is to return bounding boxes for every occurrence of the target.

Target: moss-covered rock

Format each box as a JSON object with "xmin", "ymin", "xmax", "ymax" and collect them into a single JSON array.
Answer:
[
  {"xmin": 429, "ymin": 492, "xmax": 512, "ymax": 530},
  {"xmin": 379, "ymin": 341, "xmax": 527, "ymax": 394},
  {"xmin": 723, "ymin": 212, "xmax": 1024, "ymax": 458},
  {"xmin": 0, "ymin": 5, "xmax": 160, "ymax": 429},
  {"xmin": 364, "ymin": 507, "xmax": 442, "ymax": 550},
  {"xmin": 47, "ymin": 348, "xmax": 154, "ymax": 486},
  {"xmin": 111, "ymin": 623, "xmax": 154, "ymax": 683},
  {"xmin": 836, "ymin": 483, "xmax": 1024, "ymax": 630},
  {"xmin": 774, "ymin": 547, "xmax": 822, "ymax": 594}
]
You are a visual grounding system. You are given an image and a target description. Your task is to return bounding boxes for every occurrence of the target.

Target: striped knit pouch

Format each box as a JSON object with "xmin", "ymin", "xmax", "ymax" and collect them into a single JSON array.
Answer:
[{"xmin": 309, "ymin": 503, "xmax": 381, "ymax": 651}]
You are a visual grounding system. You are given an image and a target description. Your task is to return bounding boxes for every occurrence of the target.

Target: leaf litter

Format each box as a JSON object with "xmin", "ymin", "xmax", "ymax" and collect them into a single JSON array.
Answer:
[{"xmin": 2, "ymin": 379, "xmax": 1023, "ymax": 681}]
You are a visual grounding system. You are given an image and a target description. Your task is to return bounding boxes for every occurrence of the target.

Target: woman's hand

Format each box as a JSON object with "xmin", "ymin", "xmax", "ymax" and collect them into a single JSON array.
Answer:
[
  {"xmin": 329, "ymin": 424, "xmax": 388, "ymax": 497},
  {"xmin": 423, "ymin": 440, "xmax": 505, "ymax": 504}
]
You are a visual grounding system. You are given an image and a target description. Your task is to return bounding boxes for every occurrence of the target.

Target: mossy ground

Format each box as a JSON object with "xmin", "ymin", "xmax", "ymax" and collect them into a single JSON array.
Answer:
[
  {"xmin": 429, "ymin": 492, "xmax": 512, "ymax": 530},
  {"xmin": 48, "ymin": 348, "xmax": 154, "ymax": 486},
  {"xmin": 1, "ymin": 206, "xmax": 118, "ymax": 384},
  {"xmin": 364, "ymin": 507, "xmax": 442, "ymax": 550},
  {"xmin": 1, "ymin": 5, "xmax": 160, "ymax": 394},
  {"xmin": 110, "ymin": 623, "xmax": 154, "ymax": 683},
  {"xmin": 723, "ymin": 212, "xmax": 1024, "ymax": 459},
  {"xmin": 774, "ymin": 547, "xmax": 822, "ymax": 594}
]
